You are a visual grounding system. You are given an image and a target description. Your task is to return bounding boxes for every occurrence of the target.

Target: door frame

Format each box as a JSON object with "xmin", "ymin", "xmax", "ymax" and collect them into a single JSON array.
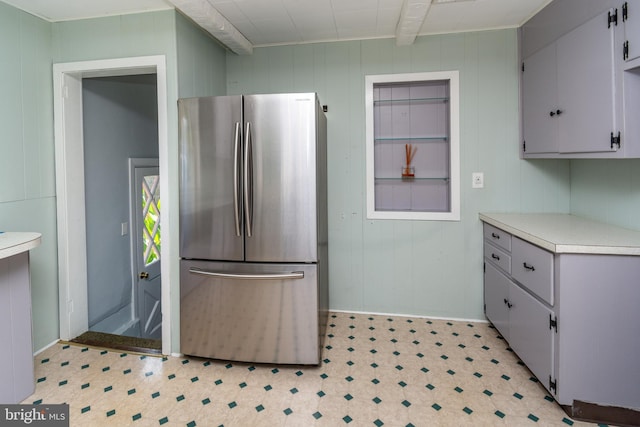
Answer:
[{"xmin": 53, "ymin": 56, "xmax": 171, "ymax": 355}]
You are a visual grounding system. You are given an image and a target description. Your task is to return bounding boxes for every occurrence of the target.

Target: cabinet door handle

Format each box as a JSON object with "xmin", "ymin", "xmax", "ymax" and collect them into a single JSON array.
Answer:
[
  {"xmin": 491, "ymin": 253, "xmax": 500, "ymax": 261},
  {"xmin": 503, "ymin": 298, "xmax": 512, "ymax": 308},
  {"xmin": 491, "ymin": 232, "xmax": 500, "ymax": 239},
  {"xmin": 523, "ymin": 262, "xmax": 535, "ymax": 271},
  {"xmin": 550, "ymin": 109, "xmax": 563, "ymax": 117}
]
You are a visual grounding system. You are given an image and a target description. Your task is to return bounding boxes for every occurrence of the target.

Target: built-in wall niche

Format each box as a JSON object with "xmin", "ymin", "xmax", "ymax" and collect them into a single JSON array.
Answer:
[{"xmin": 365, "ymin": 71, "xmax": 460, "ymax": 221}]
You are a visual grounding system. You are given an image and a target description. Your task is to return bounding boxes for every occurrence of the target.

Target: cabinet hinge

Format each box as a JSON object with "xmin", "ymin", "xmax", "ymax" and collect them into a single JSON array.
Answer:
[
  {"xmin": 549, "ymin": 314, "xmax": 558, "ymax": 333},
  {"xmin": 608, "ymin": 8, "xmax": 618, "ymax": 28},
  {"xmin": 624, "ymin": 41, "xmax": 629, "ymax": 60},
  {"xmin": 549, "ymin": 376, "xmax": 557, "ymax": 394},
  {"xmin": 623, "ymin": 2, "xmax": 628, "ymax": 22},
  {"xmin": 611, "ymin": 131, "xmax": 621, "ymax": 150}
]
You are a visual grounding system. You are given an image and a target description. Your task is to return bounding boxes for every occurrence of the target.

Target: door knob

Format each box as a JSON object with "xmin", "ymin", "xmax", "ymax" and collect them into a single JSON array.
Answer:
[{"xmin": 139, "ymin": 271, "xmax": 149, "ymax": 279}]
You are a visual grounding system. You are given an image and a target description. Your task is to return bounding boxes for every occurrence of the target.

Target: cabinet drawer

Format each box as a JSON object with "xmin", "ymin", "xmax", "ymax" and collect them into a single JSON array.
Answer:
[
  {"xmin": 484, "ymin": 242, "xmax": 511, "ymax": 274},
  {"xmin": 483, "ymin": 224, "xmax": 511, "ymax": 252},
  {"xmin": 511, "ymin": 237, "xmax": 554, "ymax": 305}
]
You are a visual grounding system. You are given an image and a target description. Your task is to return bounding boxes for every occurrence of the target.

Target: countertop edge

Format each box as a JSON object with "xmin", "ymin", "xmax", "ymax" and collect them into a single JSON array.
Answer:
[
  {"xmin": 479, "ymin": 213, "xmax": 640, "ymax": 256},
  {"xmin": 0, "ymin": 233, "xmax": 42, "ymax": 260}
]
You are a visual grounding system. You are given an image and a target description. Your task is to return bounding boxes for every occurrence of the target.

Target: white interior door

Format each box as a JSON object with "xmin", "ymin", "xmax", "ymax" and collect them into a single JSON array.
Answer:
[{"xmin": 132, "ymin": 160, "xmax": 162, "ymax": 340}]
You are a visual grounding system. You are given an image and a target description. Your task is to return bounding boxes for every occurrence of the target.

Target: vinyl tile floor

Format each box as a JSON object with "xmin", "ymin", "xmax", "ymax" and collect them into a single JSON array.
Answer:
[{"xmin": 23, "ymin": 312, "xmax": 606, "ymax": 426}]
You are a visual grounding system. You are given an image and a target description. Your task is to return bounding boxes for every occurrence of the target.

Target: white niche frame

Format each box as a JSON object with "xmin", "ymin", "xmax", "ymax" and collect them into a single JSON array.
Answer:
[{"xmin": 365, "ymin": 71, "xmax": 460, "ymax": 221}]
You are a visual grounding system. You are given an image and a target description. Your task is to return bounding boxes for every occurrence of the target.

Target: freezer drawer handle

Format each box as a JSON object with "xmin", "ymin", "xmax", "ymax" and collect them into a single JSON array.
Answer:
[{"xmin": 189, "ymin": 268, "xmax": 304, "ymax": 280}]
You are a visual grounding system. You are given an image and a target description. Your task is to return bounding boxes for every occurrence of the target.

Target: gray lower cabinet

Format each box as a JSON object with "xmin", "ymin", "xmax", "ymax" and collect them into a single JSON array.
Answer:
[
  {"xmin": 483, "ymin": 222, "xmax": 640, "ymax": 417},
  {"xmin": 0, "ymin": 252, "xmax": 35, "ymax": 404},
  {"xmin": 484, "ymin": 227, "xmax": 555, "ymax": 394}
]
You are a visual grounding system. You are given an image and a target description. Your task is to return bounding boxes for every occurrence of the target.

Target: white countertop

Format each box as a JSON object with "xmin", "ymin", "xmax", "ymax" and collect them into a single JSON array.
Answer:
[
  {"xmin": 479, "ymin": 213, "xmax": 640, "ymax": 255},
  {"xmin": 0, "ymin": 232, "xmax": 42, "ymax": 260}
]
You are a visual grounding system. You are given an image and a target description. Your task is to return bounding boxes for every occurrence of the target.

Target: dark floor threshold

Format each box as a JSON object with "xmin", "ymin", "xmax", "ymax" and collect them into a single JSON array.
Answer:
[
  {"xmin": 562, "ymin": 401, "xmax": 640, "ymax": 427},
  {"xmin": 70, "ymin": 331, "xmax": 162, "ymax": 355}
]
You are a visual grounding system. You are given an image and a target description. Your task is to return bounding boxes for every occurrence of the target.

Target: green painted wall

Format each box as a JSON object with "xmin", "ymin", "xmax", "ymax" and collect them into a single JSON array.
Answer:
[
  {"xmin": 0, "ymin": 2, "xmax": 58, "ymax": 350},
  {"xmin": 176, "ymin": 12, "xmax": 227, "ymax": 98},
  {"xmin": 227, "ymin": 30, "xmax": 571, "ymax": 320},
  {"xmin": 569, "ymin": 159, "xmax": 640, "ymax": 230}
]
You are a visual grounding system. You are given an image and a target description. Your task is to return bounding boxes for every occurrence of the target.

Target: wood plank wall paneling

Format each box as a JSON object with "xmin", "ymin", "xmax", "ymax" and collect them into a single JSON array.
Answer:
[{"xmin": 226, "ymin": 29, "xmax": 571, "ymax": 320}]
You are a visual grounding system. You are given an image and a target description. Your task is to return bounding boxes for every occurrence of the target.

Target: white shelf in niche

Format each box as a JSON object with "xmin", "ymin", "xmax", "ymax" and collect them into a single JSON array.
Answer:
[{"xmin": 365, "ymin": 71, "xmax": 460, "ymax": 221}]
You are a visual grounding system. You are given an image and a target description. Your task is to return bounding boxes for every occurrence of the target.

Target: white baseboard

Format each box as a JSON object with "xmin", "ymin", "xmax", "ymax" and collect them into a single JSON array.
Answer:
[{"xmin": 329, "ymin": 309, "xmax": 488, "ymax": 324}]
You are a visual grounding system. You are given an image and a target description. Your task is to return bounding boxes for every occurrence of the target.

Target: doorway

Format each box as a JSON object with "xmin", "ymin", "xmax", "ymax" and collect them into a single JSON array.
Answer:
[{"xmin": 53, "ymin": 56, "xmax": 171, "ymax": 355}]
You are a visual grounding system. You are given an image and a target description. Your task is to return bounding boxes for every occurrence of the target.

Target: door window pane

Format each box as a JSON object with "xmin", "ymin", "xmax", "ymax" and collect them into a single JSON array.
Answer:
[{"xmin": 142, "ymin": 175, "xmax": 161, "ymax": 266}]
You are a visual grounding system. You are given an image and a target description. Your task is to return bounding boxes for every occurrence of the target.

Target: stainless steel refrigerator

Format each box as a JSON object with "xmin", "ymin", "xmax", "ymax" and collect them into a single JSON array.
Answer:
[{"xmin": 178, "ymin": 93, "xmax": 328, "ymax": 365}]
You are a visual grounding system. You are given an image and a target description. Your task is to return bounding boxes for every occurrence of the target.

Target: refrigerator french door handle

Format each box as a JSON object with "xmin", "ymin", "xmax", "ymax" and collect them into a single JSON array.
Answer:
[
  {"xmin": 244, "ymin": 121, "xmax": 253, "ymax": 237},
  {"xmin": 233, "ymin": 121, "xmax": 242, "ymax": 237},
  {"xmin": 189, "ymin": 268, "xmax": 304, "ymax": 280}
]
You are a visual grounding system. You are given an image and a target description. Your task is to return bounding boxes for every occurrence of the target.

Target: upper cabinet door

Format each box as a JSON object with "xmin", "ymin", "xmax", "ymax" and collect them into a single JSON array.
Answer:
[
  {"xmin": 522, "ymin": 42, "xmax": 559, "ymax": 154},
  {"xmin": 624, "ymin": 2, "xmax": 640, "ymax": 62},
  {"xmin": 556, "ymin": 9, "xmax": 617, "ymax": 153}
]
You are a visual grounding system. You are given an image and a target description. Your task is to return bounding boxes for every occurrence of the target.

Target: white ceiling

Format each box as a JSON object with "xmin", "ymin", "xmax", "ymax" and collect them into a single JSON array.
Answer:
[{"xmin": 2, "ymin": 0, "xmax": 552, "ymax": 48}]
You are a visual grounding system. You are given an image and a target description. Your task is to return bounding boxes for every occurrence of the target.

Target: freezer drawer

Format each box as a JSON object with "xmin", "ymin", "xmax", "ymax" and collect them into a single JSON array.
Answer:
[{"xmin": 180, "ymin": 260, "xmax": 320, "ymax": 364}]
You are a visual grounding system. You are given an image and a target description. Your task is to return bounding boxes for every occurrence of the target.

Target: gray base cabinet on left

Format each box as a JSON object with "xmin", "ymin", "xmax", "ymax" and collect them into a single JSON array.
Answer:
[
  {"xmin": 482, "ymin": 219, "xmax": 640, "ymax": 415},
  {"xmin": 0, "ymin": 252, "xmax": 35, "ymax": 403}
]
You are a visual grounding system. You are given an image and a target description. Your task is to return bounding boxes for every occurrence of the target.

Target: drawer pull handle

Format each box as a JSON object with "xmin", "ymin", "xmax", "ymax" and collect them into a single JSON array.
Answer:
[
  {"xmin": 491, "ymin": 253, "xmax": 500, "ymax": 261},
  {"xmin": 491, "ymin": 233, "xmax": 500, "ymax": 239},
  {"xmin": 523, "ymin": 262, "xmax": 535, "ymax": 272},
  {"xmin": 503, "ymin": 298, "xmax": 512, "ymax": 309}
]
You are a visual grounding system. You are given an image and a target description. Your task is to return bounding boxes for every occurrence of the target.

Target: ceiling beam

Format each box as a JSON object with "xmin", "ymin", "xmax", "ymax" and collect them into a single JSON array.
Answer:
[
  {"xmin": 395, "ymin": 0, "xmax": 433, "ymax": 46},
  {"xmin": 169, "ymin": 0, "xmax": 253, "ymax": 55}
]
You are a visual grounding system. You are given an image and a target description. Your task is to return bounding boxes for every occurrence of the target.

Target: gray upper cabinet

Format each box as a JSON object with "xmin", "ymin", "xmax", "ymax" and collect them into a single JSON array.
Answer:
[
  {"xmin": 520, "ymin": 0, "xmax": 640, "ymax": 158},
  {"xmin": 522, "ymin": 8, "xmax": 619, "ymax": 157},
  {"xmin": 623, "ymin": 2, "xmax": 640, "ymax": 61}
]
